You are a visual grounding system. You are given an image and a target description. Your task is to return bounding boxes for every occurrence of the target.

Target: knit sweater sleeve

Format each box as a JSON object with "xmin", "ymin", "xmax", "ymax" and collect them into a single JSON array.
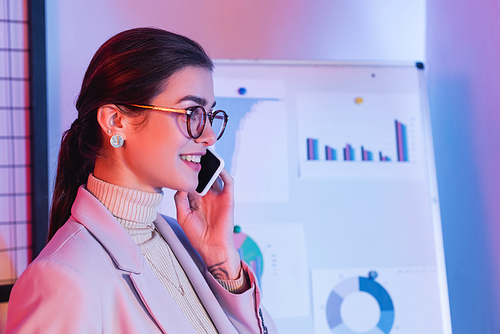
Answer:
[{"xmin": 215, "ymin": 265, "xmax": 250, "ymax": 294}]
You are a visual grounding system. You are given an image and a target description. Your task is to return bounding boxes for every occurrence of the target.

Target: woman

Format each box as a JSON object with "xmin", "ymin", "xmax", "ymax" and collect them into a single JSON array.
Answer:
[{"xmin": 6, "ymin": 28, "xmax": 276, "ymax": 334}]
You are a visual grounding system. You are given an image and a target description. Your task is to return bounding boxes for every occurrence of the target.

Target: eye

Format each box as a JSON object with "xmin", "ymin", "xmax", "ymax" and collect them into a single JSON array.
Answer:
[
  {"xmin": 188, "ymin": 106, "xmax": 204, "ymax": 122},
  {"xmin": 185, "ymin": 106, "xmax": 198, "ymax": 113}
]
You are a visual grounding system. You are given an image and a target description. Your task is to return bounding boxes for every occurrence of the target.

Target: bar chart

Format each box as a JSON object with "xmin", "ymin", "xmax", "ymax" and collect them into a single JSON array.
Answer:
[
  {"xmin": 297, "ymin": 92, "xmax": 424, "ymax": 179},
  {"xmin": 306, "ymin": 119, "xmax": 410, "ymax": 163}
]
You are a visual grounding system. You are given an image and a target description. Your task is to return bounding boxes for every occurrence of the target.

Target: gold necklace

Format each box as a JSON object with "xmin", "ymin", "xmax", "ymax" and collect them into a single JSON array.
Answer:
[
  {"xmin": 149, "ymin": 230, "xmax": 218, "ymax": 334},
  {"xmin": 146, "ymin": 231, "xmax": 186, "ymax": 296}
]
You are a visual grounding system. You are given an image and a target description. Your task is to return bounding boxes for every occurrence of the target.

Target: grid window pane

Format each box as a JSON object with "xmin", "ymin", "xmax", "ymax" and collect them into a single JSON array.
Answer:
[
  {"xmin": 15, "ymin": 195, "xmax": 29, "ymax": 222},
  {"xmin": 0, "ymin": 50, "xmax": 8, "ymax": 77},
  {"xmin": 0, "ymin": 167, "xmax": 13, "ymax": 193},
  {"xmin": 15, "ymin": 223, "xmax": 29, "ymax": 248},
  {"xmin": 0, "ymin": 1, "xmax": 7, "ymax": 20},
  {"xmin": 0, "ymin": 81, "xmax": 8, "ymax": 107},
  {"xmin": 12, "ymin": 107, "xmax": 29, "ymax": 136},
  {"xmin": 14, "ymin": 138, "xmax": 29, "ymax": 164},
  {"xmin": 0, "ymin": 197, "xmax": 14, "ymax": 223},
  {"xmin": 0, "ymin": 224, "xmax": 11, "ymax": 250},
  {"xmin": 0, "ymin": 22, "xmax": 7, "ymax": 48},
  {"xmin": 8, "ymin": 22, "xmax": 27, "ymax": 50},
  {"xmin": 14, "ymin": 166, "xmax": 30, "ymax": 193},
  {"xmin": 0, "ymin": 139, "xmax": 10, "ymax": 164},
  {"xmin": 8, "ymin": 0, "xmax": 27, "ymax": 22},
  {"xmin": 0, "ymin": 0, "xmax": 32, "ymax": 305},
  {"xmin": 0, "ymin": 109, "xmax": 10, "ymax": 135},
  {"xmin": 11, "ymin": 80, "xmax": 29, "ymax": 107},
  {"xmin": 10, "ymin": 51, "xmax": 28, "ymax": 78}
]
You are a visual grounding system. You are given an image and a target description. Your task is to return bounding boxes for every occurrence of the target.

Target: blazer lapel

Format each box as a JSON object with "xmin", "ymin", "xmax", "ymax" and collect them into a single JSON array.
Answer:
[
  {"xmin": 129, "ymin": 266, "xmax": 197, "ymax": 334},
  {"xmin": 155, "ymin": 215, "xmax": 239, "ymax": 334},
  {"xmin": 71, "ymin": 187, "xmax": 196, "ymax": 334}
]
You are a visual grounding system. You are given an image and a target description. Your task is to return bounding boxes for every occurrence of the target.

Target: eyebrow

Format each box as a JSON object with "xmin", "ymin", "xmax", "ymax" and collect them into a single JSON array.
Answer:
[{"xmin": 177, "ymin": 95, "xmax": 216, "ymax": 109}]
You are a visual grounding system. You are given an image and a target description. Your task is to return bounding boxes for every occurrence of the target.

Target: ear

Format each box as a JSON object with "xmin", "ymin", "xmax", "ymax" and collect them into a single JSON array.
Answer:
[{"xmin": 97, "ymin": 104, "xmax": 128, "ymax": 141}]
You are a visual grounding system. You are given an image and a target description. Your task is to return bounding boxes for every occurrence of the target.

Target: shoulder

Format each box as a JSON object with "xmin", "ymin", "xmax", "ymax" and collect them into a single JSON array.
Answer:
[
  {"xmin": 7, "ymin": 219, "xmax": 118, "ymax": 332},
  {"xmin": 7, "ymin": 237, "xmax": 103, "ymax": 333},
  {"xmin": 20, "ymin": 217, "xmax": 122, "ymax": 291},
  {"xmin": 37, "ymin": 218, "xmax": 107, "ymax": 270}
]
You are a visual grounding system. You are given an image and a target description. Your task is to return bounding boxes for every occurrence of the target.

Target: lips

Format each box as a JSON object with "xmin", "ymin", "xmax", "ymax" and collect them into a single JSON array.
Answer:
[{"xmin": 180, "ymin": 154, "xmax": 203, "ymax": 173}]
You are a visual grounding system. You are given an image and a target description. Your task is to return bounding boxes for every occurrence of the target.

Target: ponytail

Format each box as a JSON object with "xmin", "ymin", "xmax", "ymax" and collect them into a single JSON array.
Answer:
[{"xmin": 48, "ymin": 118, "xmax": 101, "ymax": 240}]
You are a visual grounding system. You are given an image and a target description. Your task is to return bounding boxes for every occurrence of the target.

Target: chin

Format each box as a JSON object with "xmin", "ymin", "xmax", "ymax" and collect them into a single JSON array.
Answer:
[{"xmin": 178, "ymin": 181, "xmax": 199, "ymax": 193}]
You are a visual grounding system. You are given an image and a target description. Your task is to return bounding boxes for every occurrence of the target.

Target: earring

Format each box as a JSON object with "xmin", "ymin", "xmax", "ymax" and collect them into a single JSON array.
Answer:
[
  {"xmin": 107, "ymin": 129, "xmax": 111, "ymax": 133},
  {"xmin": 110, "ymin": 134, "xmax": 124, "ymax": 148}
]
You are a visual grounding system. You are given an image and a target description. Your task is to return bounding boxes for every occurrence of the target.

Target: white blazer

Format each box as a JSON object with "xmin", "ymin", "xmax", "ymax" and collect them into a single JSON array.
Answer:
[{"xmin": 6, "ymin": 186, "xmax": 276, "ymax": 333}]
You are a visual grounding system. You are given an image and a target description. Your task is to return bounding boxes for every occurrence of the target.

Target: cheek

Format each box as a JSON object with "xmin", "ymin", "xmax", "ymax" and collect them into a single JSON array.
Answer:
[{"xmin": 127, "ymin": 116, "xmax": 195, "ymax": 187}]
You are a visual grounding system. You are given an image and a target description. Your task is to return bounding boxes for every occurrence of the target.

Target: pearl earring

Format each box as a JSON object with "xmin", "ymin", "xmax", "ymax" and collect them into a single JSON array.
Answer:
[
  {"xmin": 107, "ymin": 129, "xmax": 111, "ymax": 133},
  {"xmin": 110, "ymin": 134, "xmax": 124, "ymax": 148}
]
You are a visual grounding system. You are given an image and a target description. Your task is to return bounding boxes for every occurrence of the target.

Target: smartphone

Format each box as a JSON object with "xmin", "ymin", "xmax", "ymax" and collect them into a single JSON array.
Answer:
[{"xmin": 196, "ymin": 147, "xmax": 225, "ymax": 196}]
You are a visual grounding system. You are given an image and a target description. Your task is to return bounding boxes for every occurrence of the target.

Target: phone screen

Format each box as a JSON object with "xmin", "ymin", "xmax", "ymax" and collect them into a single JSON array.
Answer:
[{"xmin": 196, "ymin": 148, "xmax": 224, "ymax": 196}]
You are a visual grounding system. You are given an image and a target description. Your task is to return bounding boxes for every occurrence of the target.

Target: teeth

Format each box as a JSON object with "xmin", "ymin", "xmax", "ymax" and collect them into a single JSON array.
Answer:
[{"xmin": 181, "ymin": 155, "xmax": 201, "ymax": 163}]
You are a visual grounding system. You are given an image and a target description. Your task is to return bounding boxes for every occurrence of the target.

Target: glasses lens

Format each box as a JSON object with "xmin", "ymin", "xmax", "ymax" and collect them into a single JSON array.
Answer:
[
  {"xmin": 210, "ymin": 111, "xmax": 227, "ymax": 139},
  {"xmin": 189, "ymin": 107, "xmax": 206, "ymax": 138}
]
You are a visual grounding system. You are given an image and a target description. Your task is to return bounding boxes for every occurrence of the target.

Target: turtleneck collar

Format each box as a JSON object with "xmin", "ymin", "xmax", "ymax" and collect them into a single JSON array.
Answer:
[{"xmin": 86, "ymin": 173, "xmax": 164, "ymax": 229}]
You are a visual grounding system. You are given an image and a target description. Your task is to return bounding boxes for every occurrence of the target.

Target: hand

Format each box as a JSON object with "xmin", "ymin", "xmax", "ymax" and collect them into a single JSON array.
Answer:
[{"xmin": 174, "ymin": 169, "xmax": 241, "ymax": 280}]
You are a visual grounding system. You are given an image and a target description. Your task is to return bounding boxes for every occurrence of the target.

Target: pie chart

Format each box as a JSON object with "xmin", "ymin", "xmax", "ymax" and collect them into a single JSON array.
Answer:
[
  {"xmin": 326, "ymin": 272, "xmax": 394, "ymax": 334},
  {"xmin": 233, "ymin": 225, "xmax": 263, "ymax": 281}
]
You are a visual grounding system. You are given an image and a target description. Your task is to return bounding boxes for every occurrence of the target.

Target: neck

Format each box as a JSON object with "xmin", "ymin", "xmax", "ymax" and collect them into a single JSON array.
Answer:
[{"xmin": 93, "ymin": 155, "xmax": 162, "ymax": 193}]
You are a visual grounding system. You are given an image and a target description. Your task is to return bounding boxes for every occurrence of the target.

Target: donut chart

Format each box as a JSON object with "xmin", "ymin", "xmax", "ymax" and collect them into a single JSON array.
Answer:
[
  {"xmin": 233, "ymin": 226, "xmax": 264, "ymax": 281},
  {"xmin": 326, "ymin": 274, "xmax": 394, "ymax": 334}
]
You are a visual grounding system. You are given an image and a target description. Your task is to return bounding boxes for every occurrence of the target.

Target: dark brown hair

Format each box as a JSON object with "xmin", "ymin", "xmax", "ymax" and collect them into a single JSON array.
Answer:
[{"xmin": 48, "ymin": 28, "xmax": 213, "ymax": 240}]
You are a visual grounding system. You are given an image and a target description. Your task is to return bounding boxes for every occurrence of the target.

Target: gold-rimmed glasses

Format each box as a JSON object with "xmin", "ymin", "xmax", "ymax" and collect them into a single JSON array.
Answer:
[{"xmin": 123, "ymin": 103, "xmax": 228, "ymax": 140}]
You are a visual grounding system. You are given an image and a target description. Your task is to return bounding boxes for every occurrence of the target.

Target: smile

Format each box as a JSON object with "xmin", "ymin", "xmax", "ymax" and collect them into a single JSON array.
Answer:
[{"xmin": 180, "ymin": 155, "xmax": 202, "ymax": 163}]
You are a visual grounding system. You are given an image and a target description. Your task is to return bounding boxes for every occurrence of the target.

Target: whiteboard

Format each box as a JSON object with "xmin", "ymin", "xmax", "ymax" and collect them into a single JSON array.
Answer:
[{"xmin": 210, "ymin": 60, "xmax": 451, "ymax": 334}]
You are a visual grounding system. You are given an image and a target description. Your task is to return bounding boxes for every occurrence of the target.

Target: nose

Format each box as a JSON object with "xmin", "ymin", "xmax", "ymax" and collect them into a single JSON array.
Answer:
[{"xmin": 195, "ymin": 121, "xmax": 217, "ymax": 146}]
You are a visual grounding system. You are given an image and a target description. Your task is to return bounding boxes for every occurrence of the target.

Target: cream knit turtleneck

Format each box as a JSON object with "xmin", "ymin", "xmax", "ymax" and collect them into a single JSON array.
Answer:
[{"xmin": 87, "ymin": 174, "xmax": 222, "ymax": 334}]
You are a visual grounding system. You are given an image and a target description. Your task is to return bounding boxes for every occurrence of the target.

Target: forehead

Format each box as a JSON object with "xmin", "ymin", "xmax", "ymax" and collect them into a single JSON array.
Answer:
[{"xmin": 154, "ymin": 66, "xmax": 214, "ymax": 107}]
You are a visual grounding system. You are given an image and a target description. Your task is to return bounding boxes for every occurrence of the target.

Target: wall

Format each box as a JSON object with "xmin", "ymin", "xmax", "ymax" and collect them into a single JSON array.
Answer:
[{"xmin": 426, "ymin": 0, "xmax": 500, "ymax": 332}]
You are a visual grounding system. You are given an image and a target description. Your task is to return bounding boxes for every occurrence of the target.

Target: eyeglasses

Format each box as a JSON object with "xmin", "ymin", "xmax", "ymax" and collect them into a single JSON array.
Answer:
[{"xmin": 123, "ymin": 104, "xmax": 228, "ymax": 140}]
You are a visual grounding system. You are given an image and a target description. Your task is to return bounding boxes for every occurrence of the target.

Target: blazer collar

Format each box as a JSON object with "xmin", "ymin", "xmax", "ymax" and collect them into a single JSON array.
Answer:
[
  {"xmin": 71, "ymin": 186, "xmax": 197, "ymax": 334},
  {"xmin": 71, "ymin": 186, "xmax": 145, "ymax": 273}
]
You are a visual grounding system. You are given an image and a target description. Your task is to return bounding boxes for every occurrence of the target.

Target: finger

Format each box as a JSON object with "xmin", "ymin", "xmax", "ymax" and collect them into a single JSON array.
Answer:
[
  {"xmin": 187, "ymin": 191, "xmax": 203, "ymax": 211},
  {"xmin": 174, "ymin": 191, "xmax": 191, "ymax": 217},
  {"xmin": 218, "ymin": 169, "xmax": 234, "ymax": 194}
]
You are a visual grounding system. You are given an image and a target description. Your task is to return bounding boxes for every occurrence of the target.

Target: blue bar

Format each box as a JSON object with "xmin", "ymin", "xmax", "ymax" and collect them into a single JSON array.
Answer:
[
  {"xmin": 401, "ymin": 124, "xmax": 409, "ymax": 161},
  {"xmin": 313, "ymin": 139, "xmax": 319, "ymax": 160}
]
